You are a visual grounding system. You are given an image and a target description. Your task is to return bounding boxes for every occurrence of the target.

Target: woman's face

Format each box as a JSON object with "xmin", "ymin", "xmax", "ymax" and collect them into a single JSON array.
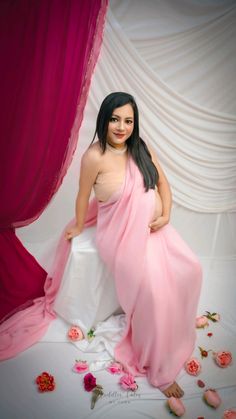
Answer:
[{"xmin": 106, "ymin": 103, "xmax": 134, "ymax": 149}]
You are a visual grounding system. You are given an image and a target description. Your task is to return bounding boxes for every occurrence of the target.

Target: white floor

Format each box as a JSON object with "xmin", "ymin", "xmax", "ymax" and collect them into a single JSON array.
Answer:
[{"xmin": 0, "ymin": 258, "xmax": 236, "ymax": 419}]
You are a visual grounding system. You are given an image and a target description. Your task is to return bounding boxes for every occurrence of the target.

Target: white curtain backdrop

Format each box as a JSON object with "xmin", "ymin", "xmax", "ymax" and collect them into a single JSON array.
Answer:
[{"xmin": 17, "ymin": 0, "xmax": 236, "ymax": 265}]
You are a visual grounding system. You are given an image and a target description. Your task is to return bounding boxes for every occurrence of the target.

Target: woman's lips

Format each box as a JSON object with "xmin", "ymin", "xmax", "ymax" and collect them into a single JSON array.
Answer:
[{"xmin": 114, "ymin": 133, "xmax": 125, "ymax": 138}]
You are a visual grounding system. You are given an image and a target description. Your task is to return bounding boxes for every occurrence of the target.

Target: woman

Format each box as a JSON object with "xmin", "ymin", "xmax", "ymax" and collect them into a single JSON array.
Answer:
[{"xmin": 65, "ymin": 92, "xmax": 202, "ymax": 398}]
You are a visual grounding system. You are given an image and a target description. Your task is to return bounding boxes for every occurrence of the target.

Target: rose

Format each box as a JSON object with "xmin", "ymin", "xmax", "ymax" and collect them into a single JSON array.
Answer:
[
  {"xmin": 83, "ymin": 373, "xmax": 97, "ymax": 392},
  {"xmin": 82, "ymin": 373, "xmax": 103, "ymax": 409},
  {"xmin": 35, "ymin": 371, "xmax": 56, "ymax": 392},
  {"xmin": 106, "ymin": 361, "xmax": 123, "ymax": 374},
  {"xmin": 167, "ymin": 397, "xmax": 186, "ymax": 417},
  {"xmin": 196, "ymin": 316, "xmax": 209, "ymax": 328},
  {"xmin": 68, "ymin": 325, "xmax": 84, "ymax": 341},
  {"xmin": 199, "ymin": 346, "xmax": 209, "ymax": 358},
  {"xmin": 73, "ymin": 360, "xmax": 89, "ymax": 374},
  {"xmin": 214, "ymin": 351, "xmax": 232, "ymax": 368},
  {"xmin": 185, "ymin": 358, "xmax": 201, "ymax": 376},
  {"xmin": 119, "ymin": 373, "xmax": 138, "ymax": 391},
  {"xmin": 223, "ymin": 410, "xmax": 236, "ymax": 419},
  {"xmin": 203, "ymin": 389, "xmax": 221, "ymax": 408}
]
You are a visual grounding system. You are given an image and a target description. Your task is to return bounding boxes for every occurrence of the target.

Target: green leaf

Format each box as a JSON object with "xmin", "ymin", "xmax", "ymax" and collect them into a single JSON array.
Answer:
[{"xmin": 87, "ymin": 328, "xmax": 96, "ymax": 339}]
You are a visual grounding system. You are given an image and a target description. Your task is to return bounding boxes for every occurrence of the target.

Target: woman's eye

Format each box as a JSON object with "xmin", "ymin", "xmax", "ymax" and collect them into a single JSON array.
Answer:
[
  {"xmin": 126, "ymin": 120, "xmax": 133, "ymax": 125},
  {"xmin": 110, "ymin": 117, "xmax": 118, "ymax": 122}
]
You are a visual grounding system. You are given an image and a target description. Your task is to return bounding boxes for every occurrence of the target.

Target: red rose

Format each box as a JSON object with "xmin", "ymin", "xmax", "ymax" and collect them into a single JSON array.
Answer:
[
  {"xmin": 35, "ymin": 372, "xmax": 56, "ymax": 392},
  {"xmin": 199, "ymin": 346, "xmax": 209, "ymax": 359},
  {"xmin": 83, "ymin": 373, "xmax": 97, "ymax": 392}
]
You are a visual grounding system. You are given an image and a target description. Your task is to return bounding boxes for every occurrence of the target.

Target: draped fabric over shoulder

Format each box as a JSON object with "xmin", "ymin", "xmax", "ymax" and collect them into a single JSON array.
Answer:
[{"xmin": 95, "ymin": 156, "xmax": 202, "ymax": 389}]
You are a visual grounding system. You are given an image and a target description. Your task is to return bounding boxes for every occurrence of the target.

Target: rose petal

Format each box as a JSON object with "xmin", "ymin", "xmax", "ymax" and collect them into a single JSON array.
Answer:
[
  {"xmin": 197, "ymin": 379, "xmax": 205, "ymax": 388},
  {"xmin": 204, "ymin": 389, "xmax": 221, "ymax": 408},
  {"xmin": 167, "ymin": 397, "xmax": 186, "ymax": 417}
]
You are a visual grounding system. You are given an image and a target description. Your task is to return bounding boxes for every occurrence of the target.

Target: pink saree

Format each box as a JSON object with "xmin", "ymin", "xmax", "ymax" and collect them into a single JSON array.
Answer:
[
  {"xmin": 0, "ymin": 155, "xmax": 202, "ymax": 391},
  {"xmin": 95, "ymin": 156, "xmax": 202, "ymax": 390}
]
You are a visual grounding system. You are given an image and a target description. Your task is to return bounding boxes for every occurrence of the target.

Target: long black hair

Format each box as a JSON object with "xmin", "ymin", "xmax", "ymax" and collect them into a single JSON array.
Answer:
[{"xmin": 91, "ymin": 92, "xmax": 159, "ymax": 191}]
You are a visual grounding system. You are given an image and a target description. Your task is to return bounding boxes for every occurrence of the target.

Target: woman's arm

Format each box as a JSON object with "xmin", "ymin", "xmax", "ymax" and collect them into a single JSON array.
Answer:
[
  {"xmin": 65, "ymin": 148, "xmax": 100, "ymax": 240},
  {"xmin": 148, "ymin": 144, "xmax": 172, "ymax": 231}
]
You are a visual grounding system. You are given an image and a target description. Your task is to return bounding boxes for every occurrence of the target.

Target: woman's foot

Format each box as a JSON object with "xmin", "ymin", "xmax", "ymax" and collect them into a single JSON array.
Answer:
[{"xmin": 161, "ymin": 382, "xmax": 184, "ymax": 398}]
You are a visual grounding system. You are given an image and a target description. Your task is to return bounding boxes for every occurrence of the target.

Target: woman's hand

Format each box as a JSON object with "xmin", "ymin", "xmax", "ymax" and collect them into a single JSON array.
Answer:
[
  {"xmin": 149, "ymin": 215, "xmax": 169, "ymax": 232},
  {"xmin": 65, "ymin": 225, "xmax": 81, "ymax": 240}
]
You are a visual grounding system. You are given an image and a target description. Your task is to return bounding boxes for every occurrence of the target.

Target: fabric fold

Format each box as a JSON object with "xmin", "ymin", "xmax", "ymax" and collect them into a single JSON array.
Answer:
[{"xmin": 95, "ymin": 157, "xmax": 202, "ymax": 389}]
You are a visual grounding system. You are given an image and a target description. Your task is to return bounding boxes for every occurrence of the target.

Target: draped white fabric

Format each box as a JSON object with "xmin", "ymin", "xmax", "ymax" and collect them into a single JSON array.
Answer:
[
  {"xmin": 18, "ymin": 0, "xmax": 236, "ymax": 260},
  {"xmin": 98, "ymin": 5, "xmax": 236, "ymax": 212},
  {"xmin": 111, "ymin": 0, "xmax": 236, "ymax": 117}
]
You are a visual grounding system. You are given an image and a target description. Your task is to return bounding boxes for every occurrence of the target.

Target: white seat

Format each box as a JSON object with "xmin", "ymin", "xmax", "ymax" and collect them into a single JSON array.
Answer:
[{"xmin": 53, "ymin": 226, "xmax": 123, "ymax": 334}]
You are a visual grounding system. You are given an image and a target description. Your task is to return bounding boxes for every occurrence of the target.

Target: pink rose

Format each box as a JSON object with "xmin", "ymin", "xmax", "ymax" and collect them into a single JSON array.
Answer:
[
  {"xmin": 204, "ymin": 389, "xmax": 221, "ymax": 408},
  {"xmin": 223, "ymin": 410, "xmax": 236, "ymax": 419},
  {"xmin": 167, "ymin": 397, "xmax": 186, "ymax": 417},
  {"xmin": 196, "ymin": 316, "xmax": 209, "ymax": 328},
  {"xmin": 214, "ymin": 351, "xmax": 232, "ymax": 368},
  {"xmin": 68, "ymin": 325, "xmax": 84, "ymax": 341},
  {"xmin": 106, "ymin": 361, "xmax": 123, "ymax": 374},
  {"xmin": 185, "ymin": 358, "xmax": 201, "ymax": 376},
  {"xmin": 83, "ymin": 373, "xmax": 97, "ymax": 392},
  {"xmin": 73, "ymin": 360, "xmax": 89, "ymax": 374},
  {"xmin": 119, "ymin": 373, "xmax": 138, "ymax": 391}
]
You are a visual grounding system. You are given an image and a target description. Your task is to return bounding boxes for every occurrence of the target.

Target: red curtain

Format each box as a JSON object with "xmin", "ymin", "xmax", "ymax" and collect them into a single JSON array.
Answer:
[{"xmin": 0, "ymin": 0, "xmax": 108, "ymax": 321}]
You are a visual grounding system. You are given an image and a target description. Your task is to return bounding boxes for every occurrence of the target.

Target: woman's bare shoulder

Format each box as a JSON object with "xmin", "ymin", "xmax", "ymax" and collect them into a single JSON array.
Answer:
[{"xmin": 82, "ymin": 141, "xmax": 103, "ymax": 165}]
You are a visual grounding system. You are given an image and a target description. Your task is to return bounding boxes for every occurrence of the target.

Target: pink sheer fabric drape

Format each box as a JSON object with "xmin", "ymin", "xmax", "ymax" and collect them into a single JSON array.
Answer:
[
  {"xmin": 95, "ymin": 157, "xmax": 202, "ymax": 389},
  {"xmin": 0, "ymin": 0, "xmax": 108, "ymax": 322},
  {"xmin": 0, "ymin": 203, "xmax": 97, "ymax": 360}
]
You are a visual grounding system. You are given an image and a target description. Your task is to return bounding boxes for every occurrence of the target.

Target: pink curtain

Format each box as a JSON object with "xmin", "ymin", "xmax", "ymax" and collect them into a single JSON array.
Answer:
[{"xmin": 0, "ymin": 0, "xmax": 108, "ymax": 322}]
